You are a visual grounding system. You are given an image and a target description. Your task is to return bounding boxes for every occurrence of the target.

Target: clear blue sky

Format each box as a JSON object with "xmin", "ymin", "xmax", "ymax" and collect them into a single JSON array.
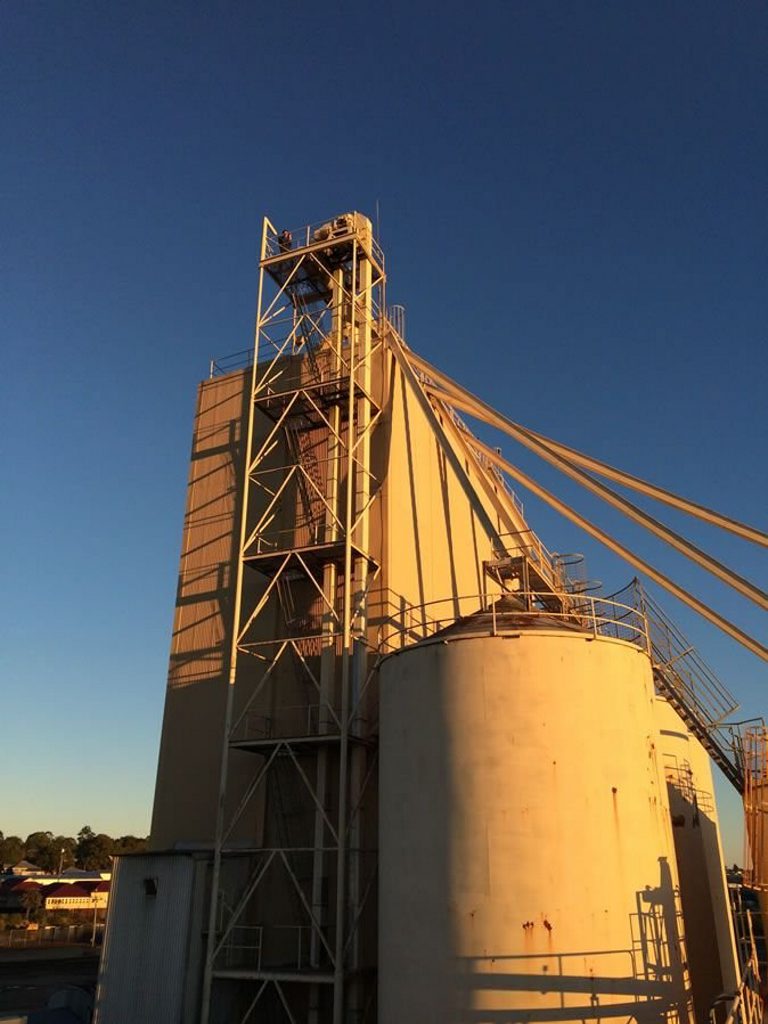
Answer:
[{"xmin": 1, "ymin": 1, "xmax": 765, "ymax": 860}]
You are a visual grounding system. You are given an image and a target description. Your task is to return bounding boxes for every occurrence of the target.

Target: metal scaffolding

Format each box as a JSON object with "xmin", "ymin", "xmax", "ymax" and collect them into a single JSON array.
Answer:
[{"xmin": 201, "ymin": 214, "xmax": 385, "ymax": 1024}]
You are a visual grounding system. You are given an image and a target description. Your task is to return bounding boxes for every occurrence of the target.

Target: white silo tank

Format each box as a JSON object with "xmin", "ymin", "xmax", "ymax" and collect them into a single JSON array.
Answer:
[
  {"xmin": 379, "ymin": 613, "xmax": 694, "ymax": 1024},
  {"xmin": 655, "ymin": 696, "xmax": 739, "ymax": 1017}
]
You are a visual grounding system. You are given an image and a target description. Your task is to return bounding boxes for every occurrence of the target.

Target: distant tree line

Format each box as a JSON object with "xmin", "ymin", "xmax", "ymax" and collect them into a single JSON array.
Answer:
[{"xmin": 0, "ymin": 826, "xmax": 148, "ymax": 872}]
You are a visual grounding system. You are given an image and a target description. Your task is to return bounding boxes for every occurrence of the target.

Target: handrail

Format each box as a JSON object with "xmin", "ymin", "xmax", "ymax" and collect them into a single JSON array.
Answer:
[
  {"xmin": 443, "ymin": 407, "xmax": 526, "ymax": 518},
  {"xmin": 643, "ymin": 587, "xmax": 739, "ymax": 725},
  {"xmin": 210, "ymin": 309, "xmax": 382, "ymax": 383},
  {"xmin": 263, "ymin": 213, "xmax": 385, "ymax": 269},
  {"xmin": 489, "ymin": 529, "xmax": 570, "ymax": 592},
  {"xmin": 378, "ymin": 590, "xmax": 650, "ymax": 654},
  {"xmin": 210, "ymin": 307, "xmax": 406, "ymax": 381},
  {"xmin": 711, "ymin": 954, "xmax": 763, "ymax": 1024},
  {"xmin": 222, "ymin": 923, "xmax": 312, "ymax": 971},
  {"xmin": 237, "ymin": 703, "xmax": 365, "ymax": 741},
  {"xmin": 209, "ymin": 347, "xmax": 253, "ymax": 378}
]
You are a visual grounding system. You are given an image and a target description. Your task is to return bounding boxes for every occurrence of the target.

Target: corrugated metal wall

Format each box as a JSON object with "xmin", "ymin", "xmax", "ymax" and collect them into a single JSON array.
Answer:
[{"xmin": 94, "ymin": 854, "xmax": 204, "ymax": 1024}]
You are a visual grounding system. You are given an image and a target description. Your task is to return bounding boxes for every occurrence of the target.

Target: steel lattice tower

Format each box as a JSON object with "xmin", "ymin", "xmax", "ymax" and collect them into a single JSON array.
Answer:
[{"xmin": 201, "ymin": 214, "xmax": 385, "ymax": 1023}]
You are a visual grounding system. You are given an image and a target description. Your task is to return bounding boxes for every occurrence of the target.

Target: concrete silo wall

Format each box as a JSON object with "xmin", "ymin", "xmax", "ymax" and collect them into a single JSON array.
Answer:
[{"xmin": 380, "ymin": 629, "xmax": 694, "ymax": 1024}]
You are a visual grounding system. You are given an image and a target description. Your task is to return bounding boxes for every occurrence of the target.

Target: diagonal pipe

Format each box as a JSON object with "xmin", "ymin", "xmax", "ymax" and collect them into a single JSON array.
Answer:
[
  {"xmin": 418, "ymin": 377, "xmax": 767, "ymax": 611},
  {"xmin": 409, "ymin": 349, "xmax": 768, "ymax": 549},
  {"xmin": 458, "ymin": 431, "xmax": 768, "ymax": 662}
]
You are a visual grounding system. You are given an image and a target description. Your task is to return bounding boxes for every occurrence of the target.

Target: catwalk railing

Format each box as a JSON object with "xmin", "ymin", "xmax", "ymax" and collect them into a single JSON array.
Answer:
[
  {"xmin": 209, "ymin": 306, "xmax": 406, "ymax": 379},
  {"xmin": 377, "ymin": 590, "xmax": 650, "ymax": 654},
  {"xmin": 631, "ymin": 582, "xmax": 743, "ymax": 790},
  {"xmin": 263, "ymin": 215, "xmax": 385, "ymax": 270},
  {"xmin": 379, "ymin": 582, "xmax": 746, "ymax": 792}
]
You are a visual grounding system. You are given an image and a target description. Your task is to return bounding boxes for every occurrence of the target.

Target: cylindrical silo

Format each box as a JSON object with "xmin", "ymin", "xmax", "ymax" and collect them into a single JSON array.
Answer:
[
  {"xmin": 655, "ymin": 696, "xmax": 739, "ymax": 1017},
  {"xmin": 379, "ymin": 615, "xmax": 694, "ymax": 1024}
]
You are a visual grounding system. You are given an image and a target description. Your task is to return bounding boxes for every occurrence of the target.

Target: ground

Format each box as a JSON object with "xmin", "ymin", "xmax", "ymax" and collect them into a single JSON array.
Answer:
[{"xmin": 0, "ymin": 947, "xmax": 98, "ymax": 1018}]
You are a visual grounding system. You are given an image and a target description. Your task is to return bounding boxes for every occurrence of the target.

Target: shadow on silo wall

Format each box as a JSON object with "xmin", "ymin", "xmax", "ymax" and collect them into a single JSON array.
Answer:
[
  {"xmin": 451, "ymin": 858, "xmax": 690, "ymax": 1024},
  {"xmin": 150, "ymin": 373, "xmax": 251, "ymax": 851}
]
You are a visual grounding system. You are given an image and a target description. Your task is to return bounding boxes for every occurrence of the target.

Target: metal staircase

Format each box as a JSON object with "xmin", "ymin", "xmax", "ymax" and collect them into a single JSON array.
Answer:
[
  {"xmin": 640, "ymin": 586, "xmax": 744, "ymax": 791},
  {"xmin": 285, "ymin": 421, "xmax": 325, "ymax": 543},
  {"xmin": 292, "ymin": 287, "xmax": 323, "ymax": 383}
]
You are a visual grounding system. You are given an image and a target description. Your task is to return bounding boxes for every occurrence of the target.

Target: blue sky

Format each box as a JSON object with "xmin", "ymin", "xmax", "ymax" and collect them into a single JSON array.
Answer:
[{"xmin": 1, "ymin": 1, "xmax": 765, "ymax": 860}]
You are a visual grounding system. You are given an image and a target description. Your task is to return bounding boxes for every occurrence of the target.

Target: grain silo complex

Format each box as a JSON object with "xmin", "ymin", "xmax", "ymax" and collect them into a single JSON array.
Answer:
[{"xmin": 95, "ymin": 211, "xmax": 768, "ymax": 1024}]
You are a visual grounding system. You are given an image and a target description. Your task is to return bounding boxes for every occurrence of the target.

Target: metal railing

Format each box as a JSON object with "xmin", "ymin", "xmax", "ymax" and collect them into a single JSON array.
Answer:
[
  {"xmin": 729, "ymin": 885, "xmax": 765, "ymax": 978},
  {"xmin": 441, "ymin": 405, "xmax": 527, "ymax": 519},
  {"xmin": 711, "ymin": 897, "xmax": 763, "ymax": 1024},
  {"xmin": 488, "ymin": 529, "xmax": 570, "ymax": 593},
  {"xmin": 210, "ymin": 322, "xmax": 357, "ymax": 388},
  {"xmin": 210, "ymin": 301, "xmax": 403, "ymax": 382},
  {"xmin": 209, "ymin": 347, "xmax": 253, "ymax": 378},
  {"xmin": 234, "ymin": 704, "xmax": 373, "ymax": 745},
  {"xmin": 603, "ymin": 580, "xmax": 744, "ymax": 789},
  {"xmin": 642, "ymin": 587, "xmax": 739, "ymax": 728},
  {"xmin": 263, "ymin": 214, "xmax": 385, "ymax": 269},
  {"xmin": 239, "ymin": 703, "xmax": 341, "ymax": 741},
  {"xmin": 712, "ymin": 962, "xmax": 764, "ymax": 1024},
  {"xmin": 418, "ymin": 372, "xmax": 531, "ymax": 525},
  {"xmin": 222, "ymin": 923, "xmax": 311, "ymax": 971},
  {"xmin": 223, "ymin": 924, "xmax": 262, "ymax": 968},
  {"xmin": 712, "ymin": 942, "xmax": 765, "ymax": 1024},
  {"xmin": 378, "ymin": 590, "xmax": 650, "ymax": 654}
]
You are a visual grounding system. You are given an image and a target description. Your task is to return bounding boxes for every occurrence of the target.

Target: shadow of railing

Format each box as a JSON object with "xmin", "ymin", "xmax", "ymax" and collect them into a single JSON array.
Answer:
[{"xmin": 448, "ymin": 859, "xmax": 692, "ymax": 1024}]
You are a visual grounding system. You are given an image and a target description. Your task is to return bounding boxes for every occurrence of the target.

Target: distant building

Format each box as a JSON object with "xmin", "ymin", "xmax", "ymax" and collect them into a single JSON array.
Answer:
[
  {"xmin": 0, "ymin": 875, "xmax": 110, "ymax": 912},
  {"xmin": 42, "ymin": 883, "xmax": 108, "ymax": 911},
  {"xmin": 0, "ymin": 877, "xmax": 41, "ymax": 909},
  {"xmin": 61, "ymin": 867, "xmax": 111, "ymax": 881},
  {"xmin": 8, "ymin": 859, "xmax": 41, "ymax": 876}
]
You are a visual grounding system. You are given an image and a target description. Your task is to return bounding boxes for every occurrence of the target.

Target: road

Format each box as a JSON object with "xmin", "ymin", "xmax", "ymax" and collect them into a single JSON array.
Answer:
[{"xmin": 0, "ymin": 949, "xmax": 99, "ymax": 1015}]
